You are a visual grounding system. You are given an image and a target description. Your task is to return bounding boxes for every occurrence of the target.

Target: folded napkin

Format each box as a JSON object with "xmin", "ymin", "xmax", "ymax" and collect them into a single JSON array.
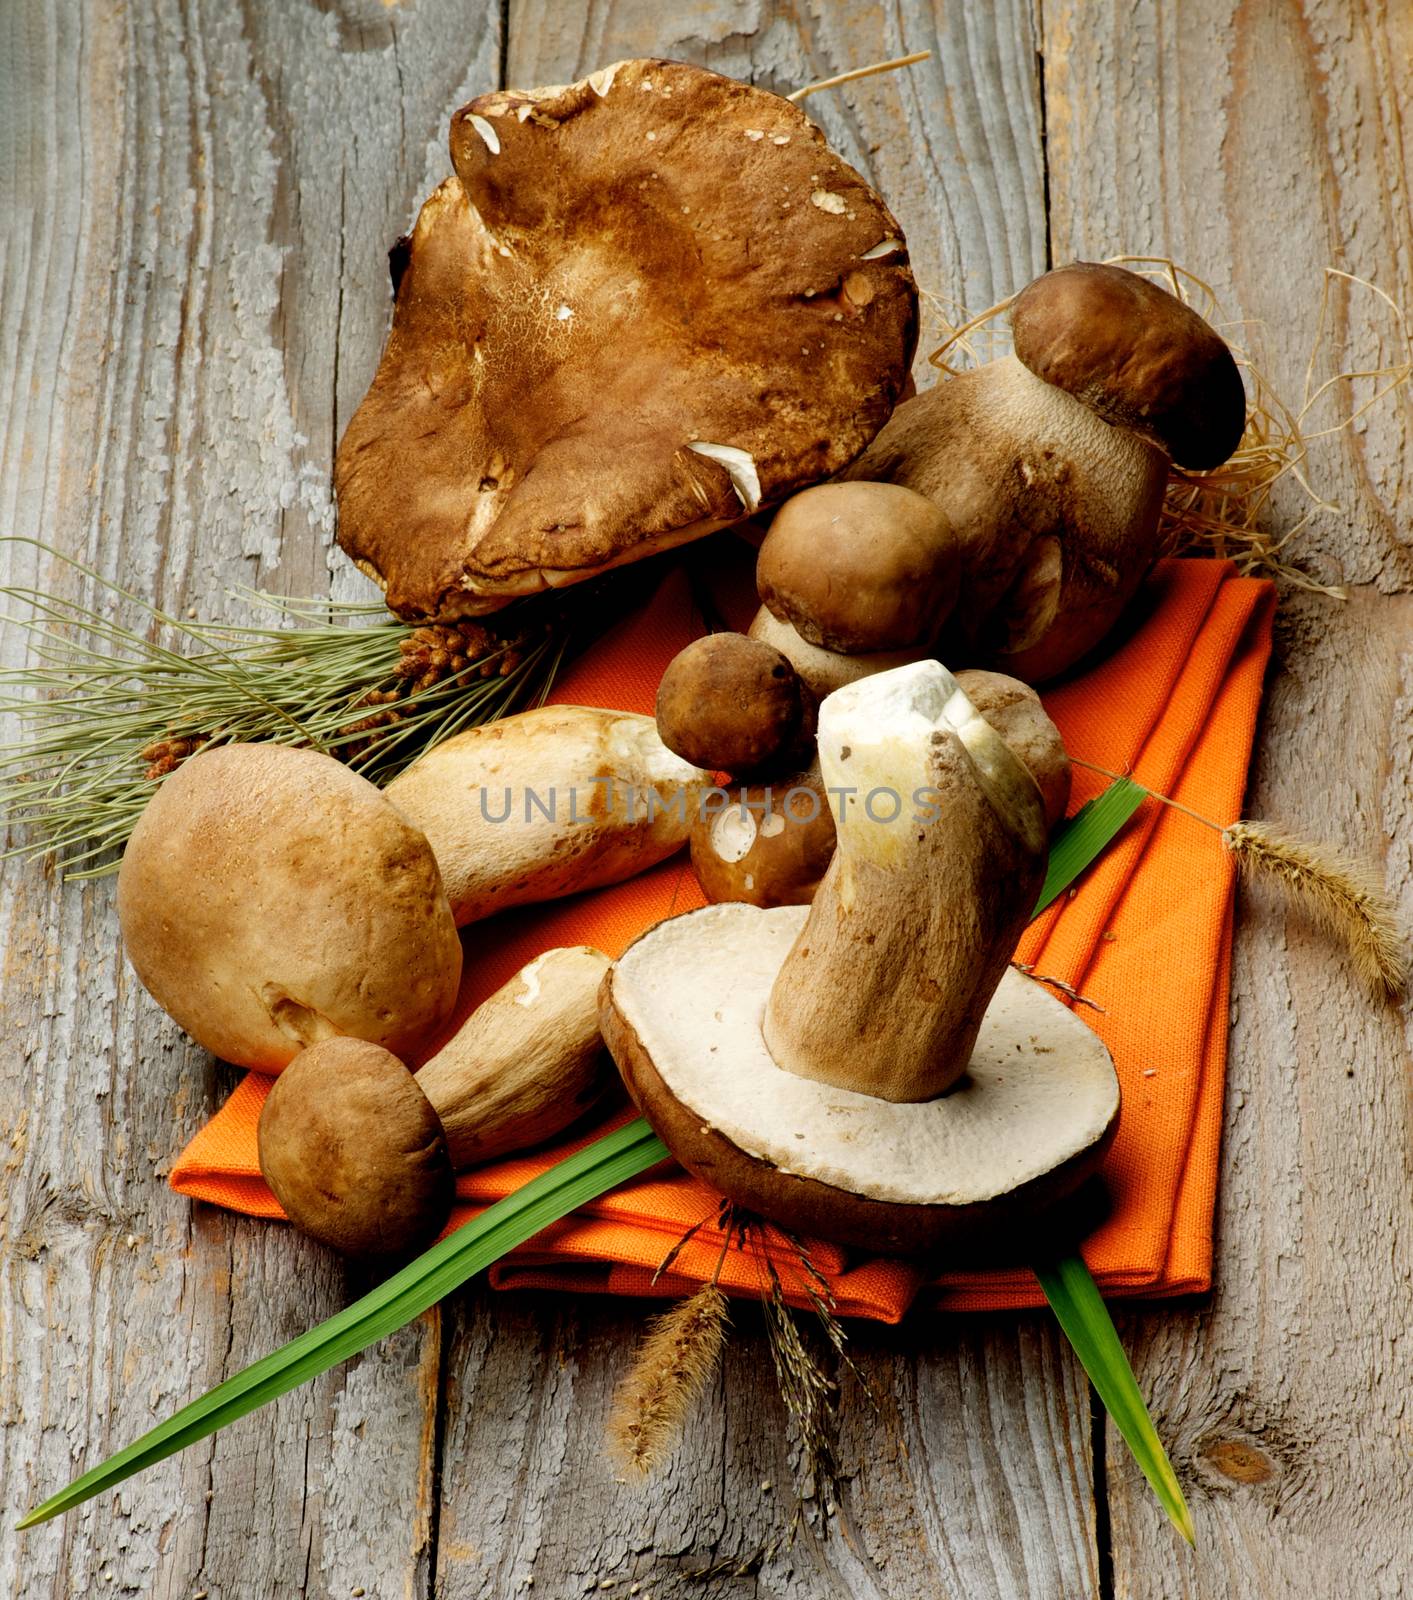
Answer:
[{"xmin": 170, "ymin": 551, "xmax": 1275, "ymax": 1320}]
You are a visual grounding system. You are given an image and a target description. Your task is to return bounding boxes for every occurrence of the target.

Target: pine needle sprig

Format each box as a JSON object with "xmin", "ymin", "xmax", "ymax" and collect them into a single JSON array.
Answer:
[
  {"xmin": 0, "ymin": 541, "xmax": 616, "ymax": 878},
  {"xmin": 1223, "ymin": 820, "xmax": 1408, "ymax": 998},
  {"xmin": 608, "ymin": 1284, "xmax": 731, "ymax": 1476}
]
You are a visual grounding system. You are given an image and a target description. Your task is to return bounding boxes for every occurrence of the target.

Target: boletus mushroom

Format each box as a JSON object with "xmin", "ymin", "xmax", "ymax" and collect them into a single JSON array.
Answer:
[
  {"xmin": 746, "ymin": 605, "xmax": 927, "ymax": 701},
  {"xmin": 655, "ymin": 633, "xmax": 815, "ymax": 778},
  {"xmin": 118, "ymin": 744, "xmax": 463, "ymax": 1073},
  {"xmin": 335, "ymin": 58, "xmax": 917, "ymax": 619},
  {"xmin": 385, "ymin": 705, "xmax": 709, "ymax": 926},
  {"xmin": 756, "ymin": 481, "xmax": 958, "ymax": 653},
  {"xmin": 689, "ymin": 759, "xmax": 836, "ymax": 908},
  {"xmin": 600, "ymin": 662, "xmax": 1119, "ymax": 1255},
  {"xmin": 846, "ymin": 261, "xmax": 1246, "ymax": 682},
  {"xmin": 259, "ymin": 946, "xmax": 612, "ymax": 1255}
]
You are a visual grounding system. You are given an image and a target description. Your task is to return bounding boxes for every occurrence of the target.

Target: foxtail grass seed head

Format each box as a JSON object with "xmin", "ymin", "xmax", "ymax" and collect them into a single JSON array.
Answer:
[
  {"xmin": 1223, "ymin": 821, "xmax": 1408, "ymax": 999},
  {"xmin": 608, "ymin": 1285, "xmax": 730, "ymax": 1476}
]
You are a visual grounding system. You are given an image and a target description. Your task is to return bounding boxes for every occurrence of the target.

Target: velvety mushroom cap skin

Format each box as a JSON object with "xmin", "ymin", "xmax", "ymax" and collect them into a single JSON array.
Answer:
[
  {"xmin": 655, "ymin": 634, "xmax": 813, "ymax": 776},
  {"xmin": 117, "ymin": 744, "xmax": 463, "ymax": 1072},
  {"xmin": 689, "ymin": 760, "xmax": 835, "ymax": 907},
  {"xmin": 600, "ymin": 904, "xmax": 1120, "ymax": 1256},
  {"xmin": 757, "ymin": 482, "xmax": 959, "ymax": 653},
  {"xmin": 335, "ymin": 58, "xmax": 917, "ymax": 620},
  {"xmin": 1011, "ymin": 262, "xmax": 1246, "ymax": 470},
  {"xmin": 258, "ymin": 1037, "xmax": 455, "ymax": 1258}
]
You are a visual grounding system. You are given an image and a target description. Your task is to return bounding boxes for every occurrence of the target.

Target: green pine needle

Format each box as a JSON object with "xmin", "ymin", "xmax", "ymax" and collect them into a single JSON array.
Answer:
[
  {"xmin": 1034, "ymin": 1253, "xmax": 1196, "ymax": 1545},
  {"xmin": 17, "ymin": 747, "xmax": 1181, "ymax": 1542}
]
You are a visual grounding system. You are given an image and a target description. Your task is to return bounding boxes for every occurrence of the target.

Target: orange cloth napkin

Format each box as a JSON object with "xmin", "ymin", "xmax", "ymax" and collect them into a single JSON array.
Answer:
[{"xmin": 170, "ymin": 551, "xmax": 1275, "ymax": 1320}]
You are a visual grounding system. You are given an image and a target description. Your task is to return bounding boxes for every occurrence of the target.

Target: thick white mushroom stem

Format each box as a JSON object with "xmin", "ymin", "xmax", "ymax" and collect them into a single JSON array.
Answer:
[
  {"xmin": 762, "ymin": 661, "xmax": 1048, "ymax": 1102},
  {"xmin": 414, "ymin": 946, "xmax": 611, "ymax": 1167}
]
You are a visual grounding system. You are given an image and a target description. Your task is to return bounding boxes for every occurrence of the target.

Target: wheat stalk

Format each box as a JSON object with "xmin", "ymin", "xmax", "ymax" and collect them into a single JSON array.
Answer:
[
  {"xmin": 1223, "ymin": 821, "xmax": 1408, "ymax": 999},
  {"xmin": 608, "ymin": 1284, "xmax": 730, "ymax": 1476}
]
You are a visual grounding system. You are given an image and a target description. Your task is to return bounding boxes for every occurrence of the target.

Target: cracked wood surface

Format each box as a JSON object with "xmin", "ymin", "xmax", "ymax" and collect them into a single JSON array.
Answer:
[{"xmin": 1, "ymin": 2, "xmax": 1409, "ymax": 1596}]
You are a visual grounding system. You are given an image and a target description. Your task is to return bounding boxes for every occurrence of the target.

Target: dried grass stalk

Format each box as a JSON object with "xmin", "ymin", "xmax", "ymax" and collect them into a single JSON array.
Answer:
[
  {"xmin": 608, "ymin": 1284, "xmax": 730, "ymax": 1476},
  {"xmin": 1224, "ymin": 821, "xmax": 1408, "ymax": 999},
  {"xmin": 923, "ymin": 258, "xmax": 1413, "ymax": 593}
]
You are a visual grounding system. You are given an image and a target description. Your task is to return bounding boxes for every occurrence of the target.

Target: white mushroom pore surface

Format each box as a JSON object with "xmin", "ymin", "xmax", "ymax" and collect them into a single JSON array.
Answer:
[{"xmin": 610, "ymin": 902, "xmax": 1118, "ymax": 1206}]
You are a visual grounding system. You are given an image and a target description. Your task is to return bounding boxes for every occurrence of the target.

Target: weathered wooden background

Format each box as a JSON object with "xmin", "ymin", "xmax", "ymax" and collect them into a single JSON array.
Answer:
[{"xmin": 3, "ymin": 2, "xmax": 1411, "ymax": 1595}]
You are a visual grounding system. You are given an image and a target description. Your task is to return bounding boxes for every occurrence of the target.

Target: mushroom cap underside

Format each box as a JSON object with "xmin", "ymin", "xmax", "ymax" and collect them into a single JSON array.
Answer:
[
  {"xmin": 334, "ymin": 58, "xmax": 918, "ymax": 619},
  {"xmin": 600, "ymin": 902, "xmax": 1120, "ymax": 1256}
]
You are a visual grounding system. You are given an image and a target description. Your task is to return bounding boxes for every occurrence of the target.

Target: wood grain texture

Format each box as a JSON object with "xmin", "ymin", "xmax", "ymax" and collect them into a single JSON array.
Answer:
[
  {"xmin": 3, "ymin": 0, "xmax": 1410, "ymax": 1595},
  {"xmin": 1043, "ymin": 2, "xmax": 1413, "ymax": 1593}
]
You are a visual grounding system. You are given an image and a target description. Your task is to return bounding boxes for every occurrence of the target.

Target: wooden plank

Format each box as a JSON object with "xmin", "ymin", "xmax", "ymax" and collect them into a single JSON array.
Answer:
[
  {"xmin": 425, "ymin": 8, "xmax": 1101, "ymax": 1598},
  {"xmin": 1042, "ymin": 2, "xmax": 1413, "ymax": 1591},
  {"xmin": 0, "ymin": 3, "xmax": 500, "ymax": 1596}
]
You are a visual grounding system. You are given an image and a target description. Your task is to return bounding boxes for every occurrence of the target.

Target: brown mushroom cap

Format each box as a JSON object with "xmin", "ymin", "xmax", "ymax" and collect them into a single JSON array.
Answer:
[
  {"xmin": 843, "ymin": 357, "xmax": 1170, "ymax": 681},
  {"xmin": 756, "ymin": 482, "xmax": 958, "ymax": 653},
  {"xmin": 746, "ymin": 605, "xmax": 927, "ymax": 699},
  {"xmin": 258, "ymin": 1037, "xmax": 455, "ymax": 1258},
  {"xmin": 690, "ymin": 760, "xmax": 836, "ymax": 907},
  {"xmin": 117, "ymin": 744, "xmax": 463, "ymax": 1072},
  {"xmin": 335, "ymin": 58, "xmax": 918, "ymax": 620},
  {"xmin": 1011, "ymin": 262, "xmax": 1246, "ymax": 470},
  {"xmin": 655, "ymin": 634, "xmax": 814, "ymax": 777},
  {"xmin": 955, "ymin": 669, "xmax": 1070, "ymax": 828},
  {"xmin": 600, "ymin": 903, "xmax": 1119, "ymax": 1255}
]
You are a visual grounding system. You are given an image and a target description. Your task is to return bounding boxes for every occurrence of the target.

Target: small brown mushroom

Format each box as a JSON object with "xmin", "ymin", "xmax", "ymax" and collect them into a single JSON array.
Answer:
[
  {"xmin": 117, "ymin": 744, "xmax": 463, "ymax": 1073},
  {"xmin": 846, "ymin": 262, "xmax": 1245, "ymax": 681},
  {"xmin": 690, "ymin": 760, "xmax": 835, "ymax": 907},
  {"xmin": 335, "ymin": 59, "xmax": 917, "ymax": 619},
  {"xmin": 746, "ymin": 605, "xmax": 927, "ymax": 701},
  {"xmin": 259, "ymin": 946, "xmax": 613, "ymax": 1256},
  {"xmin": 655, "ymin": 633, "xmax": 814, "ymax": 777},
  {"xmin": 955, "ymin": 669, "xmax": 1070, "ymax": 828},
  {"xmin": 600, "ymin": 662, "xmax": 1119, "ymax": 1256},
  {"xmin": 756, "ymin": 481, "xmax": 958, "ymax": 653}
]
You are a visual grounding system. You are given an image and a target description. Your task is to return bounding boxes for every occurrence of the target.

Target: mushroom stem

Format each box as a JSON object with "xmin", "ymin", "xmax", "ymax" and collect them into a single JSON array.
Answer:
[
  {"xmin": 414, "ymin": 945, "xmax": 611, "ymax": 1166},
  {"xmin": 761, "ymin": 662, "xmax": 1048, "ymax": 1102}
]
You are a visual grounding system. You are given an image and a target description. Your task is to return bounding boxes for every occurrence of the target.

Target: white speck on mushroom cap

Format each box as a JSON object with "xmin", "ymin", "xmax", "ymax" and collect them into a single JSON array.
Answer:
[
  {"xmin": 613, "ymin": 903, "xmax": 1118, "ymax": 1203},
  {"xmin": 711, "ymin": 807, "xmax": 758, "ymax": 863},
  {"xmin": 467, "ymin": 114, "xmax": 501, "ymax": 155},
  {"xmin": 555, "ymin": 304, "xmax": 574, "ymax": 321},
  {"xmin": 811, "ymin": 190, "xmax": 848, "ymax": 215},
  {"xmin": 859, "ymin": 239, "xmax": 901, "ymax": 260},
  {"xmin": 744, "ymin": 128, "xmax": 765, "ymax": 140},
  {"xmin": 760, "ymin": 812, "xmax": 786, "ymax": 839},
  {"xmin": 685, "ymin": 441, "xmax": 762, "ymax": 514}
]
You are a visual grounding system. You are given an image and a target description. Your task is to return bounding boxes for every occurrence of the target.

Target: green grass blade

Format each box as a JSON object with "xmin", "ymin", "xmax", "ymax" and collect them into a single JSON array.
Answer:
[
  {"xmin": 17, "ymin": 776, "xmax": 1167, "ymax": 1528},
  {"xmin": 18, "ymin": 1119, "xmax": 668, "ymax": 1528},
  {"xmin": 1034, "ymin": 1252, "xmax": 1195, "ymax": 1545},
  {"xmin": 1034, "ymin": 776, "xmax": 1147, "ymax": 916}
]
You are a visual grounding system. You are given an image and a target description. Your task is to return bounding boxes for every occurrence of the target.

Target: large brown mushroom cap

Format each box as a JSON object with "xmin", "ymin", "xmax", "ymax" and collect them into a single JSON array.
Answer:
[
  {"xmin": 335, "ymin": 59, "xmax": 918, "ymax": 620},
  {"xmin": 655, "ymin": 633, "xmax": 813, "ymax": 777},
  {"xmin": 258, "ymin": 1037, "xmax": 454, "ymax": 1257},
  {"xmin": 756, "ymin": 481, "xmax": 958, "ymax": 653},
  {"xmin": 1011, "ymin": 262, "xmax": 1246, "ymax": 470},
  {"xmin": 117, "ymin": 744, "xmax": 463, "ymax": 1072},
  {"xmin": 601, "ymin": 903, "xmax": 1119, "ymax": 1255}
]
